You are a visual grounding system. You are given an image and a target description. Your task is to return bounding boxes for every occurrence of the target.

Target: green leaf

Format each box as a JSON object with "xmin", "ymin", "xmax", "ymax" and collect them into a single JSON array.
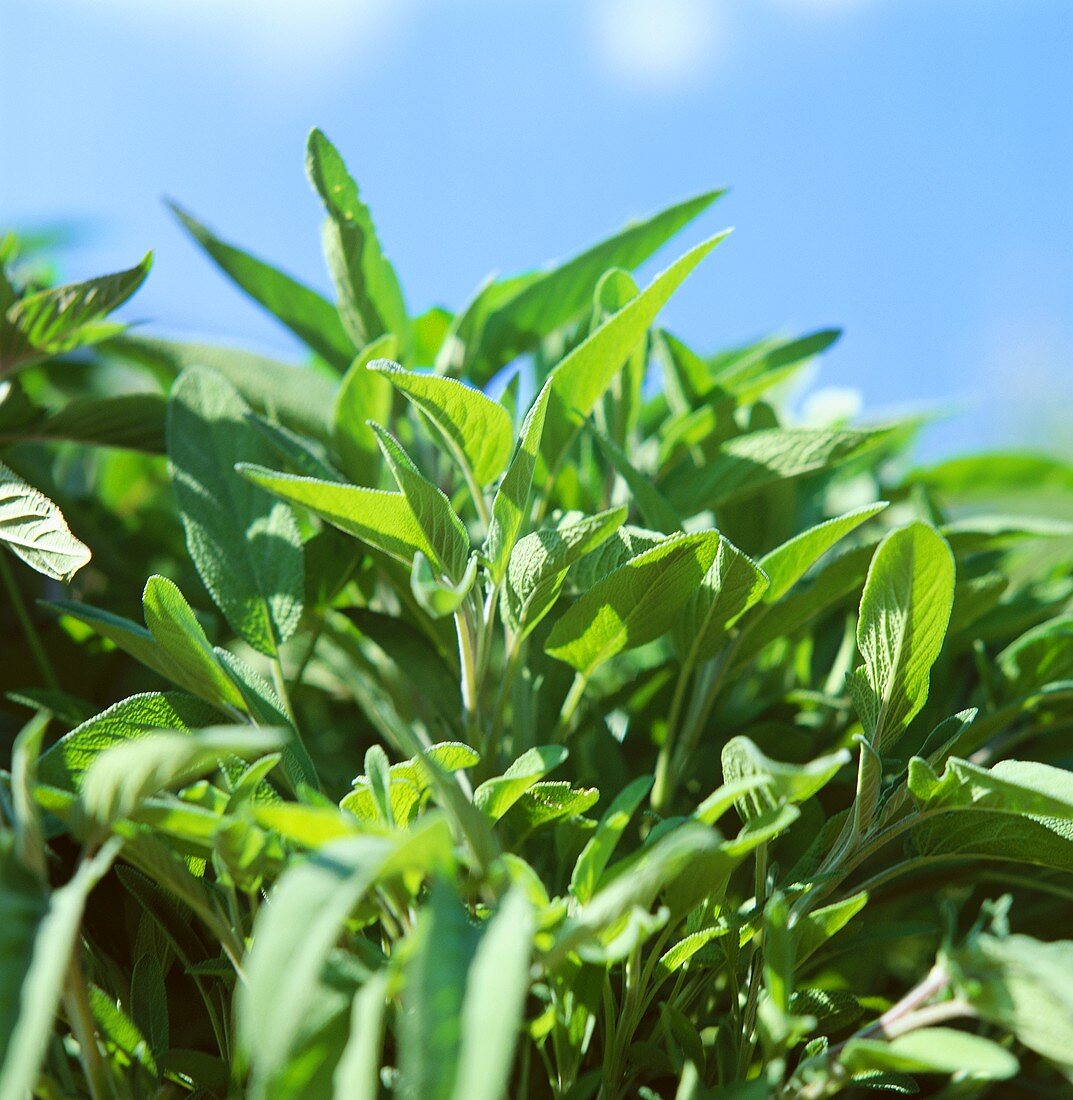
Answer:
[
  {"xmin": 664, "ymin": 426, "xmax": 896, "ymax": 514},
  {"xmin": 553, "ymin": 823, "xmax": 719, "ymax": 963},
  {"xmin": 997, "ymin": 615, "xmax": 1073, "ymax": 697},
  {"xmin": 333, "ymin": 334, "xmax": 398, "ymax": 484},
  {"xmin": 110, "ymin": 335, "xmax": 337, "ymax": 440},
  {"xmin": 841, "ymin": 1028, "xmax": 1018, "ymax": 1079},
  {"xmin": 167, "ymin": 367, "xmax": 305, "ymax": 655},
  {"xmin": 0, "ymin": 461, "xmax": 91, "ymax": 581},
  {"xmin": 45, "ymin": 599, "xmax": 169, "ymax": 686},
  {"xmin": 759, "ymin": 503, "xmax": 889, "ymax": 604},
  {"xmin": 570, "ymin": 775, "xmax": 653, "ymax": 903},
  {"xmin": 473, "ymin": 746, "xmax": 568, "ymax": 821},
  {"xmin": 130, "ymin": 954, "xmax": 169, "ymax": 1058},
  {"xmin": 306, "ymin": 128, "xmax": 408, "ymax": 351},
  {"xmin": 0, "ymin": 838, "xmax": 119, "ymax": 1100},
  {"xmin": 908, "ymin": 756, "xmax": 1073, "ymax": 819},
  {"xmin": 792, "ymin": 892, "xmax": 869, "ymax": 965},
  {"xmin": 5, "ymin": 253, "xmax": 151, "ymax": 361},
  {"xmin": 850, "ymin": 522, "xmax": 956, "ymax": 748},
  {"xmin": 333, "ymin": 972, "xmax": 389, "ymax": 1100},
  {"xmin": 411, "ymin": 551, "xmax": 478, "ymax": 619},
  {"xmin": 459, "ymin": 189, "xmax": 725, "ymax": 383},
  {"xmin": 672, "ymin": 533, "xmax": 768, "ymax": 665},
  {"xmin": 240, "ymin": 820, "xmax": 455, "ymax": 1096},
  {"xmin": 452, "ymin": 888, "xmax": 534, "ymax": 1100},
  {"xmin": 720, "ymin": 737, "xmax": 850, "ymax": 823},
  {"xmin": 503, "ymin": 781, "xmax": 599, "ymax": 836},
  {"xmin": 37, "ymin": 691, "xmax": 222, "ymax": 790},
  {"xmin": 546, "ymin": 531, "xmax": 725, "ymax": 677},
  {"xmin": 25, "ymin": 392, "xmax": 167, "ymax": 452},
  {"xmin": 141, "ymin": 575, "xmax": 247, "ymax": 709},
  {"xmin": 371, "ymin": 360, "xmax": 513, "ymax": 486},
  {"xmin": 238, "ymin": 464, "xmax": 434, "ymax": 565},
  {"xmin": 372, "ymin": 423, "xmax": 471, "ymax": 581},
  {"xmin": 542, "ymin": 232, "xmax": 729, "ymax": 467},
  {"xmin": 505, "ymin": 507, "xmax": 627, "ymax": 637},
  {"xmin": 949, "ymin": 932, "xmax": 1073, "ymax": 1068},
  {"xmin": 484, "ymin": 380, "xmax": 552, "ymax": 582},
  {"xmin": 589, "ymin": 427, "xmax": 681, "ymax": 533},
  {"xmin": 80, "ymin": 726, "xmax": 283, "ymax": 827},
  {"xmin": 398, "ymin": 882, "xmax": 474, "ymax": 1100},
  {"xmin": 169, "ymin": 203, "xmax": 355, "ymax": 368}
]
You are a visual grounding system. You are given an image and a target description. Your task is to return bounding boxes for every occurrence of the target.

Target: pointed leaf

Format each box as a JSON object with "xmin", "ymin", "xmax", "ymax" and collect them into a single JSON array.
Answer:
[
  {"xmin": 306, "ymin": 128, "xmax": 408, "ymax": 350},
  {"xmin": 759, "ymin": 503, "xmax": 889, "ymax": 604},
  {"xmin": 169, "ymin": 203, "xmax": 354, "ymax": 368}
]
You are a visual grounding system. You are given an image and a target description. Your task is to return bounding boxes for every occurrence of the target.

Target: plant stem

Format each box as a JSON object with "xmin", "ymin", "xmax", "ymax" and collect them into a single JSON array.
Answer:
[
  {"xmin": 454, "ymin": 607, "xmax": 480, "ymax": 735},
  {"xmin": 64, "ymin": 949, "xmax": 112, "ymax": 1100},
  {"xmin": 0, "ymin": 551, "xmax": 60, "ymax": 691},
  {"xmin": 555, "ymin": 672, "xmax": 589, "ymax": 742},
  {"xmin": 269, "ymin": 650, "xmax": 296, "ymax": 725},
  {"xmin": 651, "ymin": 656, "xmax": 696, "ymax": 812}
]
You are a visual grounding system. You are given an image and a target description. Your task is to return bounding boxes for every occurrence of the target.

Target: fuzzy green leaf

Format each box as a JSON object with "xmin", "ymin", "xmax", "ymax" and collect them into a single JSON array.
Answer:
[
  {"xmin": 850, "ymin": 522, "xmax": 955, "ymax": 748},
  {"xmin": 170, "ymin": 203, "xmax": 354, "ymax": 368},
  {"xmin": 759, "ymin": 503, "xmax": 889, "ymax": 604},
  {"xmin": 371, "ymin": 360, "xmax": 513, "ymax": 486},
  {"xmin": 505, "ymin": 507, "xmax": 627, "ymax": 637},
  {"xmin": 37, "ymin": 692, "xmax": 222, "ymax": 791},
  {"xmin": 841, "ymin": 1028, "xmax": 1018, "ymax": 1079},
  {"xmin": 458, "ymin": 190, "xmax": 725, "ymax": 382},
  {"xmin": 238, "ymin": 464, "xmax": 433, "ymax": 565},
  {"xmin": 672, "ymin": 534, "xmax": 769, "ymax": 665},
  {"xmin": 306, "ymin": 129, "xmax": 408, "ymax": 351},
  {"xmin": 141, "ymin": 575, "xmax": 246, "ymax": 709},
  {"xmin": 6, "ymin": 253, "xmax": 151, "ymax": 359},
  {"xmin": 168, "ymin": 367, "xmax": 304, "ymax": 655},
  {"xmin": 721, "ymin": 737, "xmax": 850, "ymax": 823},
  {"xmin": 484, "ymin": 380, "xmax": 552, "ymax": 582},
  {"xmin": 371, "ymin": 424, "xmax": 471, "ymax": 581},
  {"xmin": 546, "ymin": 531, "xmax": 725, "ymax": 677}
]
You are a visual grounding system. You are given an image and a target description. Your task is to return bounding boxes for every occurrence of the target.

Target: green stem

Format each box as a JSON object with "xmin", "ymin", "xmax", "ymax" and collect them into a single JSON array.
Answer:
[
  {"xmin": 64, "ymin": 950, "xmax": 113, "ymax": 1100},
  {"xmin": 651, "ymin": 656, "xmax": 696, "ymax": 813},
  {"xmin": 454, "ymin": 607, "xmax": 480, "ymax": 735},
  {"xmin": 269, "ymin": 650, "xmax": 296, "ymax": 725},
  {"xmin": 485, "ymin": 634, "xmax": 522, "ymax": 766},
  {"xmin": 554, "ymin": 672, "xmax": 589, "ymax": 742},
  {"xmin": 290, "ymin": 616, "xmax": 327, "ymax": 699},
  {"xmin": 0, "ymin": 551, "xmax": 59, "ymax": 691}
]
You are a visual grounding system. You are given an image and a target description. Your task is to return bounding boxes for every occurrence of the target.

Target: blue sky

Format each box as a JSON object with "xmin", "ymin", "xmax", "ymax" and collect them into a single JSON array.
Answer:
[{"xmin": 3, "ymin": 0, "xmax": 1071, "ymax": 458}]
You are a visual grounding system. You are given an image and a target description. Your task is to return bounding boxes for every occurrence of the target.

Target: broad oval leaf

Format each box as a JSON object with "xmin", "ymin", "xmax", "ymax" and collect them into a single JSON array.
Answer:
[{"xmin": 167, "ymin": 367, "xmax": 304, "ymax": 656}]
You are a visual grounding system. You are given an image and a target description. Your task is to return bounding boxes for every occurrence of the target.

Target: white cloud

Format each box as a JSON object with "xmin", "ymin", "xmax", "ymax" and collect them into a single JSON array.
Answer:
[
  {"xmin": 589, "ymin": 0, "xmax": 723, "ymax": 92},
  {"xmin": 56, "ymin": 0, "xmax": 413, "ymax": 81}
]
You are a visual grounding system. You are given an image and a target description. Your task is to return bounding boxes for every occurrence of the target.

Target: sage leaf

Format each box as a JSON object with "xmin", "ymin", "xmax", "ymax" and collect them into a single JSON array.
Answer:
[
  {"xmin": 168, "ymin": 367, "xmax": 304, "ymax": 656},
  {"xmin": 850, "ymin": 522, "xmax": 955, "ymax": 748}
]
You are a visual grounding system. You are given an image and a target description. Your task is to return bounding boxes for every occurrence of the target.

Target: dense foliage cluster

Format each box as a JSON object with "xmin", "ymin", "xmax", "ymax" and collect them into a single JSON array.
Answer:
[{"xmin": 3, "ymin": 131, "xmax": 1073, "ymax": 1099}]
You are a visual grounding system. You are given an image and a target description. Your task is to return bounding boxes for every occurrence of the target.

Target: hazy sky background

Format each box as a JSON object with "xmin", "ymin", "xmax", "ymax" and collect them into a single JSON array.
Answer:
[{"xmin": 3, "ymin": 0, "xmax": 1071, "ymax": 458}]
